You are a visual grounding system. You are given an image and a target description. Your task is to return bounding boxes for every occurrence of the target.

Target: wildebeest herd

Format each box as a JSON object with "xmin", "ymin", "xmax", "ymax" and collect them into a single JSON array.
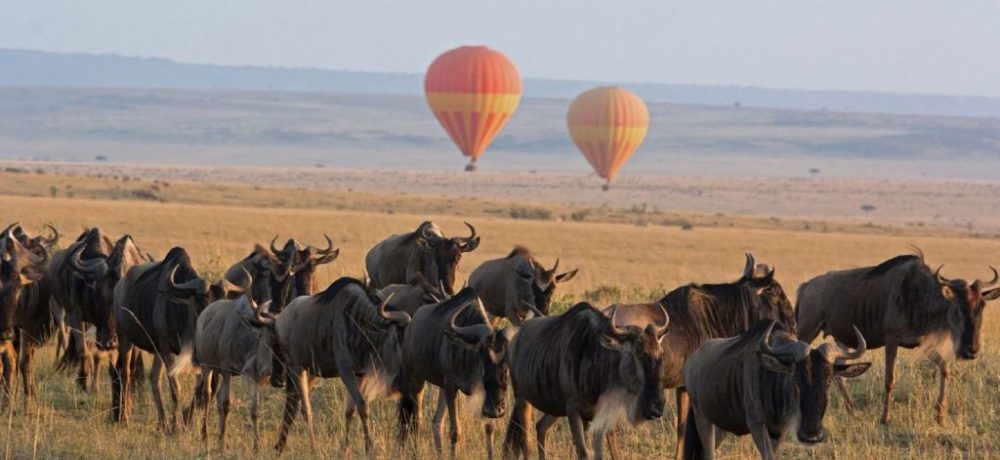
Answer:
[{"xmin": 1, "ymin": 220, "xmax": 998, "ymax": 459}]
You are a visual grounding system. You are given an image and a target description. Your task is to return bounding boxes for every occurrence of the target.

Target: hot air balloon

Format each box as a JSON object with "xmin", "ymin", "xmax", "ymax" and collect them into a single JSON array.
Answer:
[
  {"xmin": 425, "ymin": 46, "xmax": 522, "ymax": 171},
  {"xmin": 567, "ymin": 87, "xmax": 649, "ymax": 190}
]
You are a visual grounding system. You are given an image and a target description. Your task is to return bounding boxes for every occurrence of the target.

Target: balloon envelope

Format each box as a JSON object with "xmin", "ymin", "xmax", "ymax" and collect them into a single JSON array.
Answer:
[
  {"xmin": 425, "ymin": 46, "xmax": 522, "ymax": 169},
  {"xmin": 567, "ymin": 87, "xmax": 649, "ymax": 186}
]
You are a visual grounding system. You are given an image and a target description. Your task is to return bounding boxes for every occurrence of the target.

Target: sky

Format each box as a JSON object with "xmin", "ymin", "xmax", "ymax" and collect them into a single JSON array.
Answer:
[{"xmin": 3, "ymin": 1, "xmax": 999, "ymax": 98}]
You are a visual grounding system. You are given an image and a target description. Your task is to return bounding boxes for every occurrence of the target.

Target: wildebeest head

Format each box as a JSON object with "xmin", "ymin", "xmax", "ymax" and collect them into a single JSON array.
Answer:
[
  {"xmin": 739, "ymin": 253, "xmax": 796, "ymax": 331},
  {"xmin": 291, "ymin": 234, "xmax": 339, "ymax": 295},
  {"xmin": 68, "ymin": 241, "xmax": 117, "ymax": 348},
  {"xmin": 756, "ymin": 321, "xmax": 870, "ymax": 444},
  {"xmin": 935, "ymin": 265, "xmax": 1000, "ymax": 360},
  {"xmin": 417, "ymin": 222, "xmax": 479, "ymax": 295},
  {"xmin": 0, "ymin": 225, "xmax": 49, "ymax": 342},
  {"xmin": 267, "ymin": 236, "xmax": 302, "ymax": 310},
  {"xmin": 443, "ymin": 288, "xmax": 510, "ymax": 418},
  {"xmin": 601, "ymin": 304, "xmax": 670, "ymax": 420},
  {"xmin": 519, "ymin": 257, "xmax": 578, "ymax": 316}
]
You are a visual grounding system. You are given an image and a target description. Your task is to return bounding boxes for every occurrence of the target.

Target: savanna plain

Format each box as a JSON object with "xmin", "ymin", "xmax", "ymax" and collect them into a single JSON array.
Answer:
[{"xmin": 1, "ymin": 167, "xmax": 999, "ymax": 459}]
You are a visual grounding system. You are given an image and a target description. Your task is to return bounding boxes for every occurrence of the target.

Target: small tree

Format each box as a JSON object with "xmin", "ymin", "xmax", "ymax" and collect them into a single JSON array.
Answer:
[
  {"xmin": 809, "ymin": 168, "xmax": 820, "ymax": 176},
  {"xmin": 860, "ymin": 204, "xmax": 876, "ymax": 215}
]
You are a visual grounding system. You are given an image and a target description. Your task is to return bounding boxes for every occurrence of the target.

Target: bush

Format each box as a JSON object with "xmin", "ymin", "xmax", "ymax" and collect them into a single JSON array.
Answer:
[{"xmin": 509, "ymin": 207, "xmax": 552, "ymax": 220}]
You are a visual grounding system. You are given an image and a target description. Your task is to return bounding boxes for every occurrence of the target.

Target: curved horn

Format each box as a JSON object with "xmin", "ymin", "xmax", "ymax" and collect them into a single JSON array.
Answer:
[
  {"xmin": 69, "ymin": 244, "xmax": 109, "ymax": 279},
  {"xmin": 758, "ymin": 321, "xmax": 778, "ymax": 357},
  {"xmin": 1, "ymin": 222, "xmax": 20, "ymax": 236},
  {"xmin": 742, "ymin": 253, "xmax": 755, "ymax": 279},
  {"xmin": 377, "ymin": 292, "xmax": 410, "ymax": 326},
  {"xmin": 241, "ymin": 297, "xmax": 275, "ymax": 328},
  {"xmin": 457, "ymin": 221, "xmax": 479, "ymax": 252},
  {"xmin": 935, "ymin": 265, "xmax": 951, "ymax": 284},
  {"xmin": 839, "ymin": 326, "xmax": 867, "ymax": 360},
  {"xmin": 224, "ymin": 266, "xmax": 253, "ymax": 295},
  {"xmin": 607, "ymin": 305, "xmax": 628, "ymax": 336},
  {"xmin": 448, "ymin": 300, "xmax": 493, "ymax": 346},
  {"xmin": 652, "ymin": 302, "xmax": 670, "ymax": 338},
  {"xmin": 269, "ymin": 235, "xmax": 281, "ymax": 256},
  {"xmin": 9, "ymin": 231, "xmax": 47, "ymax": 266},
  {"xmin": 979, "ymin": 266, "xmax": 999, "ymax": 288},
  {"xmin": 167, "ymin": 264, "xmax": 209, "ymax": 296},
  {"xmin": 317, "ymin": 234, "xmax": 335, "ymax": 254},
  {"xmin": 38, "ymin": 223, "xmax": 59, "ymax": 247}
]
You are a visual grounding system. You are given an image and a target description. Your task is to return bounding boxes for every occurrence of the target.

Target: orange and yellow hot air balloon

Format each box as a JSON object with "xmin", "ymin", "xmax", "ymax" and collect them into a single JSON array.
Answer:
[
  {"xmin": 425, "ymin": 46, "xmax": 522, "ymax": 171},
  {"xmin": 567, "ymin": 87, "xmax": 649, "ymax": 190}
]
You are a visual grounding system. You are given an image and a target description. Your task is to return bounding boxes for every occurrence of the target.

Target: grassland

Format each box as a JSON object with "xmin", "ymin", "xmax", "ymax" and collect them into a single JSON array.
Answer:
[{"xmin": 2, "ymin": 172, "xmax": 1000, "ymax": 459}]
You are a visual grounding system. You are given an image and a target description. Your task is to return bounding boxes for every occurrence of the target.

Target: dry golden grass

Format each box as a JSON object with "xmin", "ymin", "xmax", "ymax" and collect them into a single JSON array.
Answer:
[{"xmin": 2, "ymin": 179, "xmax": 999, "ymax": 459}]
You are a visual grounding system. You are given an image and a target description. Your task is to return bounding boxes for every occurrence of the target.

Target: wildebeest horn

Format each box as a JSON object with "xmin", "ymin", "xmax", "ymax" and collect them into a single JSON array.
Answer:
[
  {"xmin": 269, "ymin": 235, "xmax": 281, "ymax": 256},
  {"xmin": 759, "ymin": 321, "xmax": 779, "ymax": 357},
  {"xmin": 69, "ymin": 244, "xmax": 109, "ymax": 280},
  {"xmin": 316, "ymin": 234, "xmax": 335, "ymax": 254},
  {"xmin": 420, "ymin": 223, "xmax": 442, "ymax": 243},
  {"xmin": 758, "ymin": 322, "xmax": 809, "ymax": 362},
  {"xmin": 241, "ymin": 298, "xmax": 275, "ymax": 328},
  {"xmin": 167, "ymin": 264, "xmax": 209, "ymax": 296},
  {"xmin": 549, "ymin": 258, "xmax": 560, "ymax": 275},
  {"xmin": 38, "ymin": 223, "xmax": 59, "ymax": 247},
  {"xmin": 652, "ymin": 302, "xmax": 670, "ymax": 338},
  {"xmin": 839, "ymin": 326, "xmax": 867, "ymax": 360},
  {"xmin": 1, "ymin": 222, "xmax": 20, "ymax": 237},
  {"xmin": 456, "ymin": 221, "xmax": 479, "ymax": 252},
  {"xmin": 377, "ymin": 292, "xmax": 410, "ymax": 327},
  {"xmin": 979, "ymin": 266, "xmax": 999, "ymax": 288},
  {"xmin": 607, "ymin": 305, "xmax": 628, "ymax": 336},
  {"xmin": 448, "ymin": 300, "xmax": 493, "ymax": 346},
  {"xmin": 225, "ymin": 267, "xmax": 253, "ymax": 295},
  {"xmin": 934, "ymin": 265, "xmax": 951, "ymax": 284},
  {"xmin": 742, "ymin": 253, "xmax": 755, "ymax": 280},
  {"xmin": 7, "ymin": 229, "xmax": 48, "ymax": 266}
]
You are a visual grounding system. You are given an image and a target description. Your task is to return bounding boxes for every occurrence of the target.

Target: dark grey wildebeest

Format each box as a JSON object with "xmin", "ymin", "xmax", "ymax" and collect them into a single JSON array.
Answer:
[
  {"xmin": 225, "ymin": 235, "xmax": 339, "ymax": 311},
  {"xmin": 503, "ymin": 303, "xmax": 669, "ymax": 460},
  {"xmin": 0, "ymin": 224, "xmax": 52, "ymax": 406},
  {"xmin": 192, "ymin": 283, "xmax": 275, "ymax": 450},
  {"xmin": 469, "ymin": 246, "xmax": 578, "ymax": 325},
  {"xmin": 397, "ymin": 287, "xmax": 511, "ymax": 459},
  {"xmin": 609, "ymin": 253, "xmax": 794, "ymax": 458},
  {"xmin": 683, "ymin": 320, "xmax": 869, "ymax": 460},
  {"xmin": 110, "ymin": 247, "xmax": 247, "ymax": 430},
  {"xmin": 243, "ymin": 277, "xmax": 411, "ymax": 453},
  {"xmin": 379, "ymin": 273, "xmax": 448, "ymax": 316},
  {"xmin": 365, "ymin": 221, "xmax": 479, "ymax": 295},
  {"xmin": 796, "ymin": 251, "xmax": 1000, "ymax": 425}
]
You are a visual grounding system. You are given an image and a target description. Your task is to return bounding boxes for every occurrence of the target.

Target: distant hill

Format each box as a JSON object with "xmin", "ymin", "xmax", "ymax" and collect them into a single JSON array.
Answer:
[{"xmin": 3, "ymin": 48, "xmax": 1000, "ymax": 118}]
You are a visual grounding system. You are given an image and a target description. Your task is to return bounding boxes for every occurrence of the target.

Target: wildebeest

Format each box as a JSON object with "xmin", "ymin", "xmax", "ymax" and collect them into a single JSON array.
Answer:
[
  {"xmin": 224, "ymin": 235, "xmax": 338, "ymax": 311},
  {"xmin": 0, "ymin": 224, "xmax": 53, "ymax": 405},
  {"xmin": 242, "ymin": 277, "xmax": 411, "ymax": 453},
  {"xmin": 503, "ymin": 303, "xmax": 669, "ymax": 460},
  {"xmin": 365, "ymin": 221, "xmax": 479, "ymax": 295},
  {"xmin": 682, "ymin": 320, "xmax": 869, "ymax": 460},
  {"xmin": 192, "ymin": 280, "xmax": 275, "ymax": 450},
  {"xmin": 397, "ymin": 287, "xmax": 511, "ymax": 459},
  {"xmin": 796, "ymin": 251, "xmax": 1000, "ymax": 424},
  {"xmin": 110, "ymin": 247, "xmax": 247, "ymax": 430},
  {"xmin": 609, "ymin": 254, "xmax": 794, "ymax": 457},
  {"xmin": 379, "ymin": 273, "xmax": 448, "ymax": 316},
  {"xmin": 469, "ymin": 246, "xmax": 578, "ymax": 325}
]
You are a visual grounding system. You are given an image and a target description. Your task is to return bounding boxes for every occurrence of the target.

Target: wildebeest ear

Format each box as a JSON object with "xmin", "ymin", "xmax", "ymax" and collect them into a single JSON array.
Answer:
[
  {"xmin": 757, "ymin": 352, "xmax": 795, "ymax": 374},
  {"xmin": 556, "ymin": 269, "xmax": 579, "ymax": 283},
  {"xmin": 983, "ymin": 288, "xmax": 1000, "ymax": 302},
  {"xmin": 833, "ymin": 362, "xmax": 871, "ymax": 379},
  {"xmin": 315, "ymin": 248, "xmax": 340, "ymax": 265},
  {"xmin": 940, "ymin": 285, "xmax": 955, "ymax": 300},
  {"xmin": 599, "ymin": 334, "xmax": 624, "ymax": 352}
]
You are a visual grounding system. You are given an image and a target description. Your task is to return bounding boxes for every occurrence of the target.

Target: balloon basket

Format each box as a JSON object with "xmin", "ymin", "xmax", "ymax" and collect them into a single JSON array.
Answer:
[
  {"xmin": 602, "ymin": 183, "xmax": 610, "ymax": 191},
  {"xmin": 465, "ymin": 163, "xmax": 477, "ymax": 172}
]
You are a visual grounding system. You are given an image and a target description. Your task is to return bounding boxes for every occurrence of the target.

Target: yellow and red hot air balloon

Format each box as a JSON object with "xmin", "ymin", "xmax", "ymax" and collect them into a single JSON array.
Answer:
[
  {"xmin": 425, "ymin": 46, "xmax": 522, "ymax": 171},
  {"xmin": 567, "ymin": 87, "xmax": 649, "ymax": 190}
]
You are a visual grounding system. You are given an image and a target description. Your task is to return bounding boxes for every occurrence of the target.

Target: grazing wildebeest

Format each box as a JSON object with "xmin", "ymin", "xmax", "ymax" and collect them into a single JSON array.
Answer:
[
  {"xmin": 503, "ymin": 303, "xmax": 669, "ymax": 460},
  {"xmin": 365, "ymin": 221, "xmax": 479, "ymax": 295},
  {"xmin": 608, "ymin": 253, "xmax": 794, "ymax": 458},
  {"xmin": 682, "ymin": 320, "xmax": 869, "ymax": 460},
  {"xmin": 243, "ymin": 277, "xmax": 411, "ymax": 453},
  {"xmin": 193, "ymin": 280, "xmax": 275, "ymax": 450},
  {"xmin": 469, "ymin": 246, "xmax": 578, "ymax": 325},
  {"xmin": 796, "ymin": 251, "xmax": 1000, "ymax": 425},
  {"xmin": 51, "ymin": 230, "xmax": 148, "ymax": 392},
  {"xmin": 110, "ymin": 247, "xmax": 246, "ymax": 431},
  {"xmin": 397, "ymin": 287, "xmax": 511, "ymax": 459},
  {"xmin": 0, "ymin": 224, "xmax": 53, "ymax": 405},
  {"xmin": 379, "ymin": 273, "xmax": 448, "ymax": 316}
]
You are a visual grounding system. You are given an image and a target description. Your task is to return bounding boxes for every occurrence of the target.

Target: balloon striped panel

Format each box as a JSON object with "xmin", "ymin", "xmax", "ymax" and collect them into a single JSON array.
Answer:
[
  {"xmin": 425, "ymin": 93, "xmax": 520, "ymax": 158},
  {"xmin": 567, "ymin": 87, "xmax": 649, "ymax": 181}
]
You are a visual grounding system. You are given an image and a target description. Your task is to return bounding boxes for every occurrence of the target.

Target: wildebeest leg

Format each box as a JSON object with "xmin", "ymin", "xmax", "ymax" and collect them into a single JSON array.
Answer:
[
  {"xmin": 930, "ymin": 353, "xmax": 949, "ymax": 425},
  {"xmin": 164, "ymin": 358, "xmax": 185, "ymax": 433},
  {"xmin": 432, "ymin": 387, "xmax": 447, "ymax": 457},
  {"xmin": 484, "ymin": 421, "xmax": 496, "ymax": 460},
  {"xmin": 591, "ymin": 423, "xmax": 612, "ymax": 460},
  {"xmin": 246, "ymin": 377, "xmax": 261, "ymax": 452},
  {"xmin": 111, "ymin": 338, "xmax": 133, "ymax": 424},
  {"xmin": 567, "ymin": 412, "xmax": 589, "ymax": 459},
  {"xmin": 297, "ymin": 371, "xmax": 316, "ymax": 450},
  {"xmin": 692, "ymin": 409, "xmax": 717, "ymax": 460},
  {"xmin": 606, "ymin": 429, "xmax": 619, "ymax": 460},
  {"xmin": 880, "ymin": 342, "xmax": 898, "ymax": 425},
  {"xmin": 445, "ymin": 386, "xmax": 462, "ymax": 459},
  {"xmin": 50, "ymin": 298, "xmax": 67, "ymax": 366},
  {"xmin": 78, "ymin": 335, "xmax": 93, "ymax": 393},
  {"xmin": 0, "ymin": 343, "xmax": 16, "ymax": 406},
  {"xmin": 18, "ymin": 333, "xmax": 36, "ymax": 404},
  {"xmin": 674, "ymin": 387, "xmax": 690, "ymax": 460},
  {"xmin": 274, "ymin": 370, "xmax": 302, "ymax": 453},
  {"xmin": 149, "ymin": 356, "xmax": 169, "ymax": 432},
  {"xmin": 749, "ymin": 423, "xmax": 776, "ymax": 460},
  {"xmin": 216, "ymin": 372, "xmax": 232, "ymax": 449},
  {"xmin": 833, "ymin": 358, "xmax": 856, "ymax": 414},
  {"xmin": 196, "ymin": 370, "xmax": 212, "ymax": 441},
  {"xmin": 535, "ymin": 413, "xmax": 558, "ymax": 460},
  {"xmin": 340, "ymin": 371, "xmax": 373, "ymax": 453}
]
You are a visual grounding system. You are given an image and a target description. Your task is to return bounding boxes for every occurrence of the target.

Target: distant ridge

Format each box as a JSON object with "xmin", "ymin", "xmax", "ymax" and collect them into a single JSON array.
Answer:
[{"xmin": 2, "ymin": 48, "xmax": 1000, "ymax": 118}]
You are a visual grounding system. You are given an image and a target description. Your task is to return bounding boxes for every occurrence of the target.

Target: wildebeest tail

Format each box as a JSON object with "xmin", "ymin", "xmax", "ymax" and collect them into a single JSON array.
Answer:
[
  {"xmin": 269, "ymin": 335, "xmax": 285, "ymax": 388},
  {"xmin": 682, "ymin": 406, "xmax": 705, "ymax": 460},
  {"xmin": 502, "ymin": 397, "xmax": 532, "ymax": 459},
  {"xmin": 397, "ymin": 392, "xmax": 419, "ymax": 441}
]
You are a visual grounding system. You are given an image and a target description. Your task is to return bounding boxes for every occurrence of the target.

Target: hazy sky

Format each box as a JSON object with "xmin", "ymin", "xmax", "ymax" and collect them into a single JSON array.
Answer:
[{"xmin": 4, "ymin": 1, "xmax": 999, "ymax": 97}]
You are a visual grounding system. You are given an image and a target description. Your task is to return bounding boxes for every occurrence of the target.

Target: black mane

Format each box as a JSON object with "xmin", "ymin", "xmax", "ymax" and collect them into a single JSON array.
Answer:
[{"xmin": 863, "ymin": 254, "xmax": 921, "ymax": 280}]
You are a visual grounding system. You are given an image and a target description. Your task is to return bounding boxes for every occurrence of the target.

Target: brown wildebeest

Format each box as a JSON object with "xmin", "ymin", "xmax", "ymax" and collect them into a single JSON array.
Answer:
[
  {"xmin": 796, "ymin": 250, "xmax": 1000, "ymax": 425},
  {"xmin": 397, "ymin": 287, "xmax": 512, "ymax": 459},
  {"xmin": 503, "ymin": 303, "xmax": 669, "ymax": 460},
  {"xmin": 225, "ymin": 235, "xmax": 339, "ymax": 311},
  {"xmin": 193, "ymin": 280, "xmax": 275, "ymax": 450},
  {"xmin": 469, "ymin": 246, "xmax": 578, "ymax": 325},
  {"xmin": 242, "ymin": 277, "xmax": 411, "ymax": 454},
  {"xmin": 609, "ymin": 253, "xmax": 794, "ymax": 458},
  {"xmin": 0, "ymin": 224, "xmax": 53, "ymax": 406},
  {"xmin": 682, "ymin": 320, "xmax": 869, "ymax": 460},
  {"xmin": 379, "ymin": 273, "xmax": 448, "ymax": 316},
  {"xmin": 110, "ymin": 247, "xmax": 247, "ymax": 431},
  {"xmin": 365, "ymin": 221, "xmax": 479, "ymax": 295}
]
